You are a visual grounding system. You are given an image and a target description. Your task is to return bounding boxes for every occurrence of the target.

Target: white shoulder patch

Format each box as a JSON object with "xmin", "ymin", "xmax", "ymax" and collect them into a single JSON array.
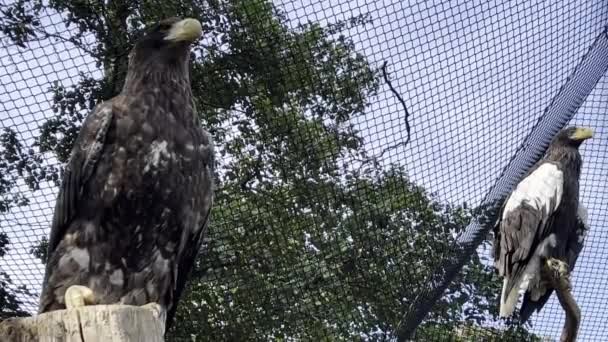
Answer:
[{"xmin": 503, "ymin": 163, "xmax": 564, "ymax": 219}]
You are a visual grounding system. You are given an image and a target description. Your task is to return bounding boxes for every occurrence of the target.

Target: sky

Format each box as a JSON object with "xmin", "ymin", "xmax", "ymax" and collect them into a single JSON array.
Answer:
[{"xmin": 1, "ymin": 0, "xmax": 608, "ymax": 340}]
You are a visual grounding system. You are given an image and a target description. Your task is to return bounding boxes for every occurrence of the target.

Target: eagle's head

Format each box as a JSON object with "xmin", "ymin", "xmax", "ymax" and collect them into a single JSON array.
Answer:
[
  {"xmin": 129, "ymin": 17, "xmax": 202, "ymax": 67},
  {"xmin": 123, "ymin": 17, "xmax": 202, "ymax": 93},
  {"xmin": 551, "ymin": 126, "xmax": 593, "ymax": 149}
]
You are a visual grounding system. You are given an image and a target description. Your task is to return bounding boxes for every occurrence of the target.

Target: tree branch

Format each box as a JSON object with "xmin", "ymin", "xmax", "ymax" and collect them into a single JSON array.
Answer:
[
  {"xmin": 380, "ymin": 61, "xmax": 412, "ymax": 152},
  {"xmin": 31, "ymin": 27, "xmax": 97, "ymax": 56},
  {"xmin": 553, "ymin": 278, "xmax": 581, "ymax": 342},
  {"xmin": 354, "ymin": 61, "xmax": 413, "ymax": 173},
  {"xmin": 545, "ymin": 261, "xmax": 581, "ymax": 342}
]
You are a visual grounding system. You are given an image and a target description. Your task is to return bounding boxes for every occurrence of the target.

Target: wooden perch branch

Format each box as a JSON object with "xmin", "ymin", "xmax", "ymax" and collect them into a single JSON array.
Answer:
[
  {"xmin": 544, "ymin": 260, "xmax": 581, "ymax": 342},
  {"xmin": 552, "ymin": 279, "xmax": 581, "ymax": 342},
  {"xmin": 0, "ymin": 304, "xmax": 163, "ymax": 342}
]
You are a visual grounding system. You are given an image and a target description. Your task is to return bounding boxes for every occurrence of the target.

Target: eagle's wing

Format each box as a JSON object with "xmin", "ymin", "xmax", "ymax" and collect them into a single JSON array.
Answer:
[
  {"xmin": 41, "ymin": 101, "xmax": 114, "ymax": 295},
  {"xmin": 494, "ymin": 161, "xmax": 564, "ymax": 317},
  {"xmin": 166, "ymin": 207, "xmax": 211, "ymax": 331},
  {"xmin": 519, "ymin": 203, "xmax": 589, "ymax": 323},
  {"xmin": 165, "ymin": 129, "xmax": 214, "ymax": 331},
  {"xmin": 566, "ymin": 203, "xmax": 590, "ymax": 269}
]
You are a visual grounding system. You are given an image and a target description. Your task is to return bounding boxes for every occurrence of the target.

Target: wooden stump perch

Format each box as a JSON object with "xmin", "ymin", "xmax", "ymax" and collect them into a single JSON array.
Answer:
[{"xmin": 0, "ymin": 305, "xmax": 163, "ymax": 342}]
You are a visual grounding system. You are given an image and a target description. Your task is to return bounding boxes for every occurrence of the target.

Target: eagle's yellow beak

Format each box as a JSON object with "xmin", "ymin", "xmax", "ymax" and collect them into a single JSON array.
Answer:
[
  {"xmin": 164, "ymin": 18, "xmax": 202, "ymax": 43},
  {"xmin": 571, "ymin": 127, "xmax": 594, "ymax": 141}
]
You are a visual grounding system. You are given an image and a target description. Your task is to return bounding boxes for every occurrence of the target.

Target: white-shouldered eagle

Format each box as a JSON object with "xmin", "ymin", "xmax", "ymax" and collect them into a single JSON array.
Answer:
[
  {"xmin": 38, "ymin": 17, "xmax": 214, "ymax": 333},
  {"xmin": 493, "ymin": 126, "xmax": 592, "ymax": 322}
]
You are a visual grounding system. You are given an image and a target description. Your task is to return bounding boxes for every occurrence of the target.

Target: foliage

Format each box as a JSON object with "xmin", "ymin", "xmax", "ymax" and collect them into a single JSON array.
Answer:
[
  {"xmin": 0, "ymin": 232, "xmax": 30, "ymax": 319},
  {"xmin": 0, "ymin": 126, "xmax": 55, "ymax": 318},
  {"xmin": 0, "ymin": 0, "xmax": 543, "ymax": 340},
  {"xmin": 0, "ymin": 128, "xmax": 58, "ymax": 212},
  {"xmin": 30, "ymin": 236, "xmax": 48, "ymax": 264},
  {"xmin": 415, "ymin": 322, "xmax": 545, "ymax": 342},
  {"xmin": 0, "ymin": 0, "xmax": 41, "ymax": 47}
]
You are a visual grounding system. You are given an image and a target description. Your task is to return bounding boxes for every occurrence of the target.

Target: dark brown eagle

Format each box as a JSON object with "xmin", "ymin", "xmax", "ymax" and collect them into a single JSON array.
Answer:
[
  {"xmin": 493, "ymin": 127, "xmax": 592, "ymax": 326},
  {"xmin": 38, "ymin": 17, "xmax": 214, "ymax": 333}
]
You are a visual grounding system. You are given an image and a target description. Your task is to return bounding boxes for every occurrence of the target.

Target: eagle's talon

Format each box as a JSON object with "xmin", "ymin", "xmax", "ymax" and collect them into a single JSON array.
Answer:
[
  {"xmin": 65, "ymin": 285, "xmax": 95, "ymax": 309},
  {"xmin": 546, "ymin": 258, "xmax": 571, "ymax": 289}
]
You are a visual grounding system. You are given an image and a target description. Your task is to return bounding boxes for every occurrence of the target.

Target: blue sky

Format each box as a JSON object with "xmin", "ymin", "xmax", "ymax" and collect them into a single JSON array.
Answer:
[{"xmin": 1, "ymin": 0, "xmax": 608, "ymax": 340}]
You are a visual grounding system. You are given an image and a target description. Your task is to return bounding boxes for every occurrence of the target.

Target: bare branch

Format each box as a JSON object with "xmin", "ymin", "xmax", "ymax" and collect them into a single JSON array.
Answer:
[
  {"xmin": 554, "ymin": 279, "xmax": 581, "ymax": 342},
  {"xmin": 544, "ymin": 260, "xmax": 581, "ymax": 342},
  {"xmin": 381, "ymin": 61, "xmax": 411, "ymax": 150}
]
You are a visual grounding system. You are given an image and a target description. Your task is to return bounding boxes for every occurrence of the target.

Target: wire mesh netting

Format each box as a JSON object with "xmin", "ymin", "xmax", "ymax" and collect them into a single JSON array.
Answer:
[{"xmin": 0, "ymin": 0, "xmax": 607, "ymax": 341}]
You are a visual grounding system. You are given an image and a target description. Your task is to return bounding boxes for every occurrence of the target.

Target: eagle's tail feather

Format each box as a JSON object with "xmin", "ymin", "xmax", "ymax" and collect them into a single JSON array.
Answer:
[{"xmin": 499, "ymin": 278, "xmax": 520, "ymax": 317}]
